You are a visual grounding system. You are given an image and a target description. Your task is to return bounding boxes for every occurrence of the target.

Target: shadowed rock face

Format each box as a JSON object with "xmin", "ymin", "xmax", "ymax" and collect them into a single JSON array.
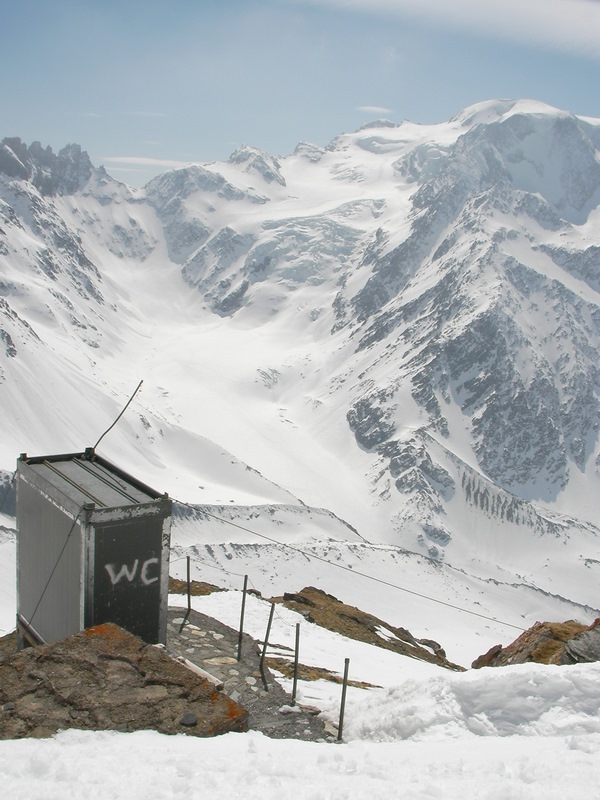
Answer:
[
  {"xmin": 0, "ymin": 623, "xmax": 248, "ymax": 739},
  {"xmin": 0, "ymin": 138, "xmax": 93, "ymax": 195},
  {"xmin": 471, "ymin": 618, "xmax": 600, "ymax": 668}
]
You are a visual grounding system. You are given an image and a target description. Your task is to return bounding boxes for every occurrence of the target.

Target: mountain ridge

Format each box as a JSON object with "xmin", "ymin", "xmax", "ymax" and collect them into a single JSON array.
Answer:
[{"xmin": 1, "ymin": 100, "xmax": 600, "ymax": 657}]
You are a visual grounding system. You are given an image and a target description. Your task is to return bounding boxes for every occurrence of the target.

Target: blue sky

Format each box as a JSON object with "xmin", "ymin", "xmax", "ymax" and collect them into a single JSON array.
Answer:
[{"xmin": 2, "ymin": 0, "xmax": 600, "ymax": 186}]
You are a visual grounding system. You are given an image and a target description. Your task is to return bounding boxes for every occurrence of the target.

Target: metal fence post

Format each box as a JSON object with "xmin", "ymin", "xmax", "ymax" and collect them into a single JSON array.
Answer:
[
  {"xmin": 291, "ymin": 622, "xmax": 300, "ymax": 706},
  {"xmin": 259, "ymin": 602, "xmax": 275, "ymax": 690},
  {"xmin": 178, "ymin": 555, "xmax": 192, "ymax": 633},
  {"xmin": 186, "ymin": 556, "xmax": 191, "ymax": 613},
  {"xmin": 337, "ymin": 658, "xmax": 350, "ymax": 742},
  {"xmin": 237, "ymin": 574, "xmax": 248, "ymax": 661}
]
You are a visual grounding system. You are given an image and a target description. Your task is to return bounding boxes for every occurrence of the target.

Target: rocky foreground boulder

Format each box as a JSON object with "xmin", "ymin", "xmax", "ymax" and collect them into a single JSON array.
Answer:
[
  {"xmin": 0, "ymin": 623, "xmax": 248, "ymax": 739},
  {"xmin": 472, "ymin": 618, "xmax": 600, "ymax": 668}
]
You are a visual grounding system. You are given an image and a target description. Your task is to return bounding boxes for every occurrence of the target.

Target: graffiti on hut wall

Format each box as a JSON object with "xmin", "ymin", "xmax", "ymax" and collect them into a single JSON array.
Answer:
[{"xmin": 104, "ymin": 558, "xmax": 159, "ymax": 587}]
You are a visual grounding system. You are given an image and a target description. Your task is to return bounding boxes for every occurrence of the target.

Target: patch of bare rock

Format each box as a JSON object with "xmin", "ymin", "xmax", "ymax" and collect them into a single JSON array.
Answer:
[
  {"xmin": 0, "ymin": 623, "xmax": 247, "ymax": 740},
  {"xmin": 472, "ymin": 618, "xmax": 600, "ymax": 668},
  {"xmin": 276, "ymin": 586, "xmax": 465, "ymax": 671}
]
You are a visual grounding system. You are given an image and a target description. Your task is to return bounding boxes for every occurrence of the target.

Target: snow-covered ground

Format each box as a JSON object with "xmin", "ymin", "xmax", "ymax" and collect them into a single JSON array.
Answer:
[
  {"xmin": 0, "ymin": 525, "xmax": 15, "ymax": 636},
  {"xmin": 2, "ymin": 99, "xmax": 600, "ymax": 652},
  {"xmin": 2, "ymin": 726, "xmax": 600, "ymax": 800},
  {"xmin": 2, "ymin": 575, "xmax": 600, "ymax": 796},
  {"xmin": 3, "ymin": 101, "xmax": 600, "ymax": 794}
]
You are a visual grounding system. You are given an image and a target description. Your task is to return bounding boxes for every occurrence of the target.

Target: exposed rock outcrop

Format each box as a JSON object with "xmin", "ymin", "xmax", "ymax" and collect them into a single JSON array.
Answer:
[
  {"xmin": 471, "ymin": 618, "xmax": 600, "ymax": 668},
  {"xmin": 0, "ymin": 137, "xmax": 94, "ymax": 195},
  {"xmin": 0, "ymin": 623, "xmax": 248, "ymax": 739},
  {"xmin": 279, "ymin": 586, "xmax": 464, "ymax": 671}
]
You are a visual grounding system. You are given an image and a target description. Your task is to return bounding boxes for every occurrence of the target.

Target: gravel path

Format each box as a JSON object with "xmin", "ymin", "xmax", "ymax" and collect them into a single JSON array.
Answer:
[{"xmin": 166, "ymin": 607, "xmax": 331, "ymax": 742}]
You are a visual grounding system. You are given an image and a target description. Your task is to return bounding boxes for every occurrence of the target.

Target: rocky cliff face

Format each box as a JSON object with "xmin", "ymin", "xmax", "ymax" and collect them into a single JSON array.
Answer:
[{"xmin": 0, "ymin": 138, "xmax": 95, "ymax": 196}]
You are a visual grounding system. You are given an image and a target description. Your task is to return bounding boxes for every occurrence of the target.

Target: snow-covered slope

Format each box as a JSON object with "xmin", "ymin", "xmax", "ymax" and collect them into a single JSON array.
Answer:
[
  {"xmin": 1, "ymin": 100, "xmax": 600, "ymax": 658},
  {"xmin": 3, "ymin": 591, "xmax": 600, "ymax": 798}
]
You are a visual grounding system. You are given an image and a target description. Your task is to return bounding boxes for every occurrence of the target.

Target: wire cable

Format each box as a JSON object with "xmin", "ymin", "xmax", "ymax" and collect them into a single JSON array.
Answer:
[
  {"xmin": 93, "ymin": 379, "xmax": 143, "ymax": 452},
  {"xmin": 175, "ymin": 499, "xmax": 527, "ymax": 632}
]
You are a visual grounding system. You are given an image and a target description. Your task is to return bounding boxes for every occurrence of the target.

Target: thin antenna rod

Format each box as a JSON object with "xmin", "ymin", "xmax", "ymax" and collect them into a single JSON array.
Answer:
[{"xmin": 92, "ymin": 379, "xmax": 144, "ymax": 452}]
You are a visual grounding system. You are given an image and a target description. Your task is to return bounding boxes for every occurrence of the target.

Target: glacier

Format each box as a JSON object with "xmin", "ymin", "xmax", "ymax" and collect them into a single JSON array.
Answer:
[{"xmin": 1, "ymin": 99, "xmax": 600, "ymax": 660}]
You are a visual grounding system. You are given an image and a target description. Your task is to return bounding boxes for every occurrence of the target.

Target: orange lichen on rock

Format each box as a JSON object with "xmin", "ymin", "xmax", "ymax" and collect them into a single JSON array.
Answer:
[{"xmin": 0, "ymin": 623, "xmax": 248, "ymax": 740}]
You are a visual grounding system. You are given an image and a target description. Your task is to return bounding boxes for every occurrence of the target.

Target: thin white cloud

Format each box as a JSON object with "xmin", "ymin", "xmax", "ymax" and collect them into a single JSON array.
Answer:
[
  {"xmin": 357, "ymin": 105, "xmax": 393, "ymax": 114},
  {"xmin": 102, "ymin": 156, "xmax": 193, "ymax": 168},
  {"xmin": 103, "ymin": 167, "xmax": 145, "ymax": 174},
  {"xmin": 292, "ymin": 0, "xmax": 600, "ymax": 59},
  {"xmin": 126, "ymin": 111, "xmax": 167, "ymax": 118}
]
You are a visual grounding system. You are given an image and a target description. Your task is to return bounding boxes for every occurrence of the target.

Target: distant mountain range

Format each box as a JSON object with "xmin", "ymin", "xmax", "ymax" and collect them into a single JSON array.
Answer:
[{"xmin": 1, "ymin": 99, "xmax": 600, "ymax": 657}]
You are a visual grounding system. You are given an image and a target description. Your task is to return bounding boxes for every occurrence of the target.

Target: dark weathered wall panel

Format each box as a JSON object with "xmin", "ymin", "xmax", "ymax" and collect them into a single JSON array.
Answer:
[{"xmin": 92, "ymin": 517, "xmax": 163, "ymax": 643}]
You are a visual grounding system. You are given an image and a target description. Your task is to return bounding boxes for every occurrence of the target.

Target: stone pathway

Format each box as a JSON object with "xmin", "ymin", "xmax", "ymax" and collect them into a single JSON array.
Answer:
[{"xmin": 166, "ymin": 607, "xmax": 331, "ymax": 742}]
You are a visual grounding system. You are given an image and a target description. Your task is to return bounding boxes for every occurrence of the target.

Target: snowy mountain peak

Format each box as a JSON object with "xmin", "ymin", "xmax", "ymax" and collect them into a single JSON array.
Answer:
[
  {"xmin": 228, "ymin": 145, "xmax": 286, "ymax": 186},
  {"xmin": 293, "ymin": 142, "xmax": 326, "ymax": 164},
  {"xmin": 358, "ymin": 119, "xmax": 397, "ymax": 131},
  {"xmin": 0, "ymin": 137, "xmax": 95, "ymax": 195},
  {"xmin": 451, "ymin": 98, "xmax": 570, "ymax": 128},
  {"xmin": 1, "ymin": 101, "xmax": 600, "ymax": 657}
]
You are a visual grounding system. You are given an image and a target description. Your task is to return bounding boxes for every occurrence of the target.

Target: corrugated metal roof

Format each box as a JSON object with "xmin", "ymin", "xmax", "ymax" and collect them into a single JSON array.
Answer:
[{"xmin": 21, "ymin": 452, "xmax": 161, "ymax": 509}]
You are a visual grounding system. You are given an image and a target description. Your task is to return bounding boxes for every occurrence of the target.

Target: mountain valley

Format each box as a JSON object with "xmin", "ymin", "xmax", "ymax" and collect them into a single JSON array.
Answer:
[{"xmin": 1, "ymin": 99, "xmax": 600, "ymax": 661}]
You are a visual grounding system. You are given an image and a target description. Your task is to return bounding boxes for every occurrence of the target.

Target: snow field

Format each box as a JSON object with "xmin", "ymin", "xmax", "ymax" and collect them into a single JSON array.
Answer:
[
  {"xmin": 0, "ymin": 551, "xmax": 599, "ymax": 796},
  {"xmin": 1, "ymin": 727, "xmax": 600, "ymax": 799},
  {"xmin": 3, "ymin": 101, "xmax": 600, "ymax": 795},
  {"xmin": 172, "ymin": 590, "xmax": 600, "ymax": 742}
]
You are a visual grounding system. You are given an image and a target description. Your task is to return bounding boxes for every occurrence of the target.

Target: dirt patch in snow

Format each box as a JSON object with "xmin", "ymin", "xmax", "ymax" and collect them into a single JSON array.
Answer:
[
  {"xmin": 264, "ymin": 655, "xmax": 379, "ymax": 688},
  {"xmin": 168, "ymin": 577, "xmax": 226, "ymax": 596}
]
